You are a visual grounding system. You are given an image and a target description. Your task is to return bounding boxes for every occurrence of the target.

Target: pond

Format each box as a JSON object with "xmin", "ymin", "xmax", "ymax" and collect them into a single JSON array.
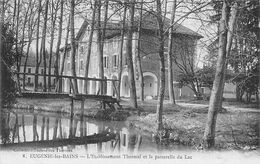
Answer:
[{"xmin": 0, "ymin": 110, "xmax": 183, "ymax": 153}]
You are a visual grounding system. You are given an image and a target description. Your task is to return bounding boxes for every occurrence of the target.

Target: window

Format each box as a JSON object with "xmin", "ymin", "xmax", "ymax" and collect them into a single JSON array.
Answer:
[
  {"xmin": 28, "ymin": 77, "xmax": 31, "ymax": 84},
  {"xmin": 122, "ymin": 134, "xmax": 126, "ymax": 146},
  {"xmin": 124, "ymin": 53, "xmax": 128, "ymax": 66},
  {"xmin": 67, "ymin": 51, "xmax": 70, "ymax": 58},
  {"xmin": 41, "ymin": 69, "xmax": 44, "ymax": 74},
  {"xmin": 67, "ymin": 63, "xmax": 71, "ymax": 72},
  {"xmin": 103, "ymin": 56, "xmax": 108, "ymax": 68},
  {"xmin": 164, "ymin": 46, "xmax": 168, "ymax": 54},
  {"xmin": 113, "ymin": 39, "xmax": 117, "ymax": 48},
  {"xmin": 28, "ymin": 68, "xmax": 31, "ymax": 73},
  {"xmin": 80, "ymin": 60, "xmax": 83, "ymax": 70},
  {"xmin": 79, "ymin": 46, "xmax": 84, "ymax": 54},
  {"xmin": 112, "ymin": 54, "xmax": 118, "ymax": 68}
]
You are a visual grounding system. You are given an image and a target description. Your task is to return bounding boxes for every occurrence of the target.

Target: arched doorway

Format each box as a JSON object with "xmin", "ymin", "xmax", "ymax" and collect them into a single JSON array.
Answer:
[
  {"xmin": 121, "ymin": 75, "xmax": 130, "ymax": 97},
  {"xmin": 143, "ymin": 72, "xmax": 158, "ymax": 98}
]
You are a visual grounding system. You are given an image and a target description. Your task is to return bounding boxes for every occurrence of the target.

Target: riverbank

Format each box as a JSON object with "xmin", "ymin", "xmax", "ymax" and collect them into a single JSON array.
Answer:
[
  {"xmin": 127, "ymin": 99, "xmax": 259, "ymax": 150},
  {"xmin": 10, "ymin": 97, "xmax": 260, "ymax": 150}
]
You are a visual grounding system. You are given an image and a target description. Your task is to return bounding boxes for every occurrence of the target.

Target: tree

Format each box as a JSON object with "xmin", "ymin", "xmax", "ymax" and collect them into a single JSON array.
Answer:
[
  {"xmin": 167, "ymin": 0, "xmax": 177, "ymax": 104},
  {"xmin": 117, "ymin": 1, "xmax": 127, "ymax": 99},
  {"xmin": 0, "ymin": 22, "xmax": 17, "ymax": 144},
  {"xmin": 69, "ymin": 0, "xmax": 78, "ymax": 94},
  {"xmin": 22, "ymin": 0, "xmax": 37, "ymax": 90},
  {"xmin": 58, "ymin": 16, "xmax": 70, "ymax": 92},
  {"xmin": 155, "ymin": 0, "xmax": 166, "ymax": 131},
  {"xmin": 84, "ymin": 1, "xmax": 96, "ymax": 94},
  {"xmin": 96, "ymin": 0, "xmax": 105, "ymax": 95},
  {"xmin": 54, "ymin": 0, "xmax": 64, "ymax": 92},
  {"xmin": 1, "ymin": 23, "xmax": 17, "ymax": 107},
  {"xmin": 41, "ymin": 0, "xmax": 50, "ymax": 92},
  {"xmin": 34, "ymin": 0, "xmax": 42, "ymax": 92},
  {"xmin": 203, "ymin": 0, "xmax": 233, "ymax": 148},
  {"xmin": 136, "ymin": 0, "xmax": 144, "ymax": 102},
  {"xmin": 126, "ymin": 0, "xmax": 138, "ymax": 108},
  {"xmin": 48, "ymin": 0, "xmax": 59, "ymax": 91}
]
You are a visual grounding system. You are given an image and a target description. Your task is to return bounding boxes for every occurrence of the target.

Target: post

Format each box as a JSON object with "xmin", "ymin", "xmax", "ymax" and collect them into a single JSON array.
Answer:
[
  {"xmin": 69, "ymin": 98, "xmax": 74, "ymax": 138},
  {"xmin": 80, "ymin": 99, "xmax": 84, "ymax": 137}
]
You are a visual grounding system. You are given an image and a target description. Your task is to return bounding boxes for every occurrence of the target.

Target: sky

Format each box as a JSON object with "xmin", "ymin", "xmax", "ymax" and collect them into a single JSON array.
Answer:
[{"xmin": 28, "ymin": 0, "xmax": 218, "ymax": 68}]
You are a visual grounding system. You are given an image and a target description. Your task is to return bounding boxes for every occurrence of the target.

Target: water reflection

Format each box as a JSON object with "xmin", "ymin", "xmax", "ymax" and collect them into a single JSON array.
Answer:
[{"xmin": 0, "ymin": 111, "xmax": 146, "ymax": 153}]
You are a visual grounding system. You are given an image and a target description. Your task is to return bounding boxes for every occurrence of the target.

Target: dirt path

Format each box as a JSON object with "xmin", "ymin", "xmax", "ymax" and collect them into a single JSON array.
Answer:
[{"xmin": 177, "ymin": 102, "xmax": 260, "ymax": 113}]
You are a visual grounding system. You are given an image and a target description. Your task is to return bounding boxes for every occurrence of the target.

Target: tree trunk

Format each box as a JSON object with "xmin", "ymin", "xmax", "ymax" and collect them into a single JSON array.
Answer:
[
  {"xmin": 156, "ymin": 0, "xmax": 165, "ymax": 131},
  {"xmin": 15, "ymin": 0, "xmax": 21, "ymax": 93},
  {"xmin": 203, "ymin": 0, "xmax": 230, "ymax": 149},
  {"xmin": 218, "ymin": 2, "xmax": 238, "ymax": 108},
  {"xmin": 59, "ymin": 17, "xmax": 70, "ymax": 93},
  {"xmin": 167, "ymin": 0, "xmax": 177, "ymax": 105},
  {"xmin": 23, "ymin": 7, "xmax": 35, "ymax": 91},
  {"xmin": 22, "ymin": 2, "xmax": 31, "ymax": 90},
  {"xmin": 54, "ymin": 0, "xmax": 64, "ymax": 92},
  {"xmin": 48, "ymin": 0, "xmax": 59, "ymax": 91},
  {"xmin": 96, "ymin": 0, "xmax": 104, "ymax": 95},
  {"xmin": 126, "ymin": 0, "xmax": 137, "ymax": 108},
  {"xmin": 41, "ymin": 0, "xmax": 49, "ymax": 92},
  {"xmin": 117, "ymin": 1, "xmax": 127, "ymax": 99},
  {"xmin": 34, "ymin": 0, "xmax": 42, "ymax": 92},
  {"xmin": 136, "ymin": 0, "xmax": 144, "ymax": 102},
  {"xmin": 70, "ymin": 0, "xmax": 78, "ymax": 94},
  {"xmin": 100, "ymin": 0, "xmax": 109, "ymax": 95},
  {"xmin": 84, "ymin": 1, "xmax": 96, "ymax": 94}
]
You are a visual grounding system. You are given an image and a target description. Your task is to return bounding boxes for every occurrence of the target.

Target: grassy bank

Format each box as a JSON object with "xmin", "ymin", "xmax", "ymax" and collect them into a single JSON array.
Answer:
[{"xmin": 127, "ymin": 100, "xmax": 259, "ymax": 150}]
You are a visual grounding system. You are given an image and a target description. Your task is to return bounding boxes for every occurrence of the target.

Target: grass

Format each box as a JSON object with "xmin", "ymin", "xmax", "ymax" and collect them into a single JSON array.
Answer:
[{"xmin": 127, "ymin": 99, "xmax": 260, "ymax": 150}]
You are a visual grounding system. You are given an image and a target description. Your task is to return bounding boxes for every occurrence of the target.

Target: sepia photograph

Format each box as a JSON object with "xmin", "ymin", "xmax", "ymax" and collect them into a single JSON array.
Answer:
[{"xmin": 0, "ymin": 0, "xmax": 259, "ymax": 163}]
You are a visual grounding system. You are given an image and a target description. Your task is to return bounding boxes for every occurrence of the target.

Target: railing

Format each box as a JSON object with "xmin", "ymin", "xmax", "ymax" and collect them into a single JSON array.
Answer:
[{"xmin": 15, "ymin": 72, "xmax": 119, "ymax": 98}]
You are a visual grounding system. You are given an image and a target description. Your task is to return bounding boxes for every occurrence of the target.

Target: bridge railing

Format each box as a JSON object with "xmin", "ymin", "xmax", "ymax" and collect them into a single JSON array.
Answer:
[{"xmin": 14, "ymin": 72, "xmax": 119, "ymax": 98}]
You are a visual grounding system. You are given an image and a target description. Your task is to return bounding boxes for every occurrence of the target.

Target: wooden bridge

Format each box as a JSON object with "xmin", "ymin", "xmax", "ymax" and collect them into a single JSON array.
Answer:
[{"xmin": 15, "ymin": 72, "xmax": 122, "ymax": 113}]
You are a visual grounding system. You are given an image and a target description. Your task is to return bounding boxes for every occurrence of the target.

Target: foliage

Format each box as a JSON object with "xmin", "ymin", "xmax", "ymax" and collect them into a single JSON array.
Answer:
[
  {"xmin": 1, "ymin": 23, "xmax": 17, "ymax": 107},
  {"xmin": 231, "ymin": 63, "xmax": 259, "ymax": 102}
]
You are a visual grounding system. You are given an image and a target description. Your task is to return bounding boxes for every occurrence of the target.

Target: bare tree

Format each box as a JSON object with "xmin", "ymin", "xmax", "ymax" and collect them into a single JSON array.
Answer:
[
  {"xmin": 54, "ymin": 0, "xmax": 64, "ymax": 90},
  {"xmin": 48, "ymin": 0, "xmax": 59, "ymax": 91},
  {"xmin": 167, "ymin": 0, "xmax": 177, "ymax": 105},
  {"xmin": 84, "ymin": 1, "xmax": 96, "ymax": 94},
  {"xmin": 69, "ymin": 0, "xmax": 78, "ymax": 94},
  {"xmin": 126, "ymin": 0, "xmax": 138, "ymax": 108},
  {"xmin": 34, "ymin": 0, "xmax": 42, "ymax": 92},
  {"xmin": 41, "ymin": 0, "xmax": 50, "ymax": 92},
  {"xmin": 22, "ymin": 0, "xmax": 34, "ymax": 90},
  {"xmin": 155, "ymin": 0, "xmax": 165, "ymax": 131},
  {"xmin": 15, "ymin": 0, "xmax": 21, "ymax": 93},
  {"xmin": 136, "ymin": 0, "xmax": 144, "ymax": 102},
  {"xmin": 96, "ymin": 0, "xmax": 105, "ymax": 95},
  {"xmin": 58, "ymin": 17, "xmax": 70, "ymax": 92},
  {"xmin": 203, "ymin": 0, "xmax": 231, "ymax": 148},
  {"xmin": 117, "ymin": 1, "xmax": 127, "ymax": 99}
]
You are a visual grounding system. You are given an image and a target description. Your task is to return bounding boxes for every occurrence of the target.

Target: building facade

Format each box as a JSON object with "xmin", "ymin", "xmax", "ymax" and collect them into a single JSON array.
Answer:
[
  {"xmin": 20, "ymin": 51, "xmax": 56, "ymax": 90},
  {"xmin": 61, "ymin": 13, "xmax": 202, "ymax": 99}
]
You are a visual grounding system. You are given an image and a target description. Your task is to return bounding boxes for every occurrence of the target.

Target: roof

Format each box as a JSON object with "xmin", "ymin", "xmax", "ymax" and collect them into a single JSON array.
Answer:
[
  {"xmin": 137, "ymin": 12, "xmax": 203, "ymax": 38},
  {"xmin": 76, "ymin": 12, "xmax": 203, "ymax": 40}
]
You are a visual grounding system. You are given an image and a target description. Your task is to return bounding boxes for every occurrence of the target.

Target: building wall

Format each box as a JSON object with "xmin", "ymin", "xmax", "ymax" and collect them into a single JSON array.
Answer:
[
  {"xmin": 61, "ymin": 26, "xmax": 198, "ymax": 99},
  {"xmin": 19, "ymin": 66, "xmax": 56, "ymax": 89}
]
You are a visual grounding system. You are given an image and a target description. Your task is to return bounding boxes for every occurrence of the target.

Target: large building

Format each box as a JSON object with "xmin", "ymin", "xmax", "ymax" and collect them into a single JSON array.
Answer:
[
  {"xmin": 61, "ymin": 13, "xmax": 202, "ymax": 99},
  {"xmin": 20, "ymin": 51, "xmax": 56, "ymax": 90}
]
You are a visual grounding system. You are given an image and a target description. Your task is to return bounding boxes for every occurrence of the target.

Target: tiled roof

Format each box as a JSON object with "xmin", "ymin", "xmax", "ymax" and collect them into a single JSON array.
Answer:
[{"xmin": 76, "ymin": 12, "xmax": 203, "ymax": 40}]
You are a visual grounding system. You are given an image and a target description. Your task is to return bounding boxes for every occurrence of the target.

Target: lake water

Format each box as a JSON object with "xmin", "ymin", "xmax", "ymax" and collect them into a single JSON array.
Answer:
[{"xmin": 0, "ymin": 110, "xmax": 181, "ymax": 153}]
